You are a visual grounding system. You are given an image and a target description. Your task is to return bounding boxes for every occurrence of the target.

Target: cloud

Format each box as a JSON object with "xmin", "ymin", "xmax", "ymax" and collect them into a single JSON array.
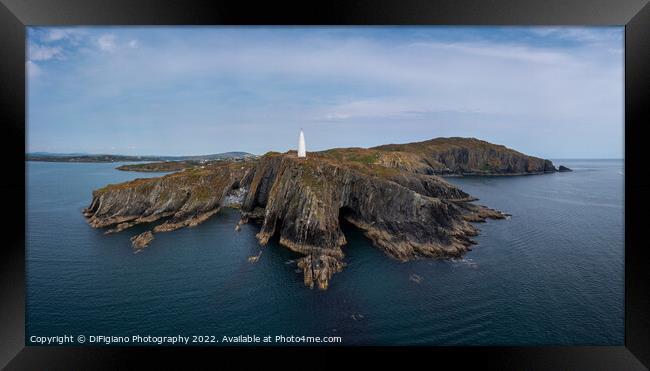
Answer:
[
  {"xmin": 138, "ymin": 34, "xmax": 617, "ymax": 121},
  {"xmin": 96, "ymin": 34, "xmax": 138, "ymax": 52},
  {"xmin": 97, "ymin": 34, "xmax": 117, "ymax": 52},
  {"xmin": 46, "ymin": 28, "xmax": 620, "ymax": 127},
  {"xmin": 28, "ymin": 44, "xmax": 63, "ymax": 61},
  {"xmin": 26, "ymin": 27, "xmax": 624, "ymax": 157},
  {"xmin": 529, "ymin": 27, "xmax": 623, "ymax": 44},
  {"xmin": 408, "ymin": 41, "xmax": 577, "ymax": 65},
  {"xmin": 42, "ymin": 28, "xmax": 82, "ymax": 42},
  {"xmin": 26, "ymin": 61, "xmax": 41, "ymax": 77}
]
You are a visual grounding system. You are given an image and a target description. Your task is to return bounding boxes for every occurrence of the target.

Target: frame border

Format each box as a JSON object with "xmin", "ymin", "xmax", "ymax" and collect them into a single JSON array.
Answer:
[{"xmin": 1, "ymin": 0, "xmax": 648, "ymax": 369}]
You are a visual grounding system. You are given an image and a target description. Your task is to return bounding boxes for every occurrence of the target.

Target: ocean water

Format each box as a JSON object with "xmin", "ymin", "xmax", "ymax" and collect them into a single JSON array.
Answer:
[{"xmin": 26, "ymin": 159, "xmax": 624, "ymax": 345}]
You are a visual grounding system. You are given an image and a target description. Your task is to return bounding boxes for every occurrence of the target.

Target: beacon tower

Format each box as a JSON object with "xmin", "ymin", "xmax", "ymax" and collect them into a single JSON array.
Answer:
[{"xmin": 298, "ymin": 129, "xmax": 306, "ymax": 158}]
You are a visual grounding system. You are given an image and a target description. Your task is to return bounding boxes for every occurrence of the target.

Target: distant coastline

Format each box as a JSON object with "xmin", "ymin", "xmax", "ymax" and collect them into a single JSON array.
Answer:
[{"xmin": 26, "ymin": 152, "xmax": 257, "ymax": 163}]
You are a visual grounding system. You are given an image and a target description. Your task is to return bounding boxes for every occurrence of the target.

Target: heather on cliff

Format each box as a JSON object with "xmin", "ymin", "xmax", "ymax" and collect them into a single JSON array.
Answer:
[{"xmin": 84, "ymin": 137, "xmax": 557, "ymax": 290}]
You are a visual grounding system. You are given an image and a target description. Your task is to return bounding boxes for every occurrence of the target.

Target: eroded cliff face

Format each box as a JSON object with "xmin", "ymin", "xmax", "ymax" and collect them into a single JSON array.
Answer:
[
  {"xmin": 239, "ymin": 153, "xmax": 505, "ymax": 289},
  {"xmin": 83, "ymin": 161, "xmax": 255, "ymax": 236},
  {"xmin": 373, "ymin": 137, "xmax": 556, "ymax": 175},
  {"xmin": 83, "ymin": 137, "xmax": 553, "ymax": 290}
]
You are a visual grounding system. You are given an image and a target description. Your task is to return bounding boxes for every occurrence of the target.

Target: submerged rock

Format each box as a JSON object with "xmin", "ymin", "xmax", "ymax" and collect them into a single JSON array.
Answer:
[
  {"xmin": 131, "ymin": 231, "xmax": 154, "ymax": 250},
  {"xmin": 248, "ymin": 250, "xmax": 262, "ymax": 263},
  {"xmin": 409, "ymin": 274, "xmax": 424, "ymax": 284}
]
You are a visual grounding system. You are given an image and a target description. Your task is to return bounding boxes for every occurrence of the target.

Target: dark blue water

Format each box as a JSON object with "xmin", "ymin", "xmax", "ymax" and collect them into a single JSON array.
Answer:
[{"xmin": 26, "ymin": 159, "xmax": 624, "ymax": 345}]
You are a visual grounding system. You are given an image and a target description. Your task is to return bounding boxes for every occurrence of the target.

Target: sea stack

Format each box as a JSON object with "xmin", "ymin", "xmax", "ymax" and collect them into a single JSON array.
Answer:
[{"xmin": 298, "ymin": 129, "xmax": 306, "ymax": 158}]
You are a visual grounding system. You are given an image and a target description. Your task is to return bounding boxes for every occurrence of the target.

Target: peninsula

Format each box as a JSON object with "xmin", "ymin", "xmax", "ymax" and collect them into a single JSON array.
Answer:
[{"xmin": 83, "ymin": 137, "xmax": 562, "ymax": 289}]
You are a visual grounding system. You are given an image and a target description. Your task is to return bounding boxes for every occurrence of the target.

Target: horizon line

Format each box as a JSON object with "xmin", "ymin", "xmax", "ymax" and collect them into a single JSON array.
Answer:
[{"xmin": 25, "ymin": 151, "xmax": 624, "ymax": 161}]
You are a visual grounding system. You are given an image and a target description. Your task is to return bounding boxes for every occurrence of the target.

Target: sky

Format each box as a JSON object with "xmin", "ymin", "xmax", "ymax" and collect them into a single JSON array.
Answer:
[{"xmin": 27, "ymin": 26, "xmax": 624, "ymax": 158}]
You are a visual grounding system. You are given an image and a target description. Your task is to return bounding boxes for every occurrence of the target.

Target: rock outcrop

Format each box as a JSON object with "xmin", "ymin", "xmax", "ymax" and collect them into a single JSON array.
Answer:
[
  {"xmin": 558, "ymin": 165, "xmax": 573, "ymax": 172},
  {"xmin": 131, "ymin": 231, "xmax": 154, "ymax": 250},
  {"xmin": 239, "ymin": 152, "xmax": 506, "ymax": 289},
  {"xmin": 83, "ymin": 161, "xmax": 255, "ymax": 234},
  {"xmin": 83, "ymin": 137, "xmax": 558, "ymax": 290},
  {"xmin": 372, "ymin": 137, "xmax": 556, "ymax": 175}
]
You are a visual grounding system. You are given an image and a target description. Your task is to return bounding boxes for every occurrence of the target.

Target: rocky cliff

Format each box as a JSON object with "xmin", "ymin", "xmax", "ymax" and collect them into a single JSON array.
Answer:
[
  {"xmin": 239, "ymin": 152, "xmax": 505, "ymax": 289},
  {"xmin": 83, "ymin": 137, "xmax": 556, "ymax": 290},
  {"xmin": 372, "ymin": 137, "xmax": 556, "ymax": 175},
  {"xmin": 83, "ymin": 161, "xmax": 255, "ymax": 236}
]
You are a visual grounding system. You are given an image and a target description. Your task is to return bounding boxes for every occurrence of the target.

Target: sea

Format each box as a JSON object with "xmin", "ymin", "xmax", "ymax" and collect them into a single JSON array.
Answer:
[{"xmin": 26, "ymin": 159, "xmax": 624, "ymax": 345}]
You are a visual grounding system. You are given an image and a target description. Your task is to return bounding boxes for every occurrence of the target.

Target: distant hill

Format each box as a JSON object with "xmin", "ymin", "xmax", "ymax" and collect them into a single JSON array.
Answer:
[
  {"xmin": 28, "ymin": 152, "xmax": 91, "ymax": 157},
  {"xmin": 366, "ymin": 137, "xmax": 556, "ymax": 175},
  {"xmin": 26, "ymin": 152, "xmax": 257, "ymax": 163},
  {"xmin": 176, "ymin": 152, "xmax": 256, "ymax": 161}
]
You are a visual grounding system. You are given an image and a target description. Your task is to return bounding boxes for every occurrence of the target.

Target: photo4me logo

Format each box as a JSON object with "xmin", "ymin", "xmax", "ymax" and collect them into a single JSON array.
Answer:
[{"xmin": 221, "ymin": 335, "xmax": 342, "ymax": 344}]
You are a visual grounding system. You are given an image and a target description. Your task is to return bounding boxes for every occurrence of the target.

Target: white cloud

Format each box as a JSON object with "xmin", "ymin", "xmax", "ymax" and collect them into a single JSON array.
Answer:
[
  {"xmin": 42, "ymin": 28, "xmax": 81, "ymax": 42},
  {"xmin": 26, "ymin": 61, "xmax": 41, "ymax": 77},
  {"xmin": 142, "ymin": 35, "xmax": 617, "ymax": 121},
  {"xmin": 529, "ymin": 27, "xmax": 623, "ymax": 44},
  {"xmin": 26, "ymin": 27, "xmax": 624, "ymax": 157},
  {"xmin": 408, "ymin": 41, "xmax": 577, "ymax": 65},
  {"xmin": 97, "ymin": 34, "xmax": 117, "ymax": 52},
  {"xmin": 62, "ymin": 31, "xmax": 621, "ymax": 128},
  {"xmin": 28, "ymin": 44, "xmax": 63, "ymax": 61}
]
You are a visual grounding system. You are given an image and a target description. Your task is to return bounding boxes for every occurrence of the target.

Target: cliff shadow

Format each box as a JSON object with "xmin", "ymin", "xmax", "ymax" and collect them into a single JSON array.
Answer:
[{"xmin": 338, "ymin": 206, "xmax": 367, "ymax": 247}]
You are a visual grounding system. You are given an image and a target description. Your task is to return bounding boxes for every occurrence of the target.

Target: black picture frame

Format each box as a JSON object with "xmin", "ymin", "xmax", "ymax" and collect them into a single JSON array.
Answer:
[{"xmin": 1, "ymin": 0, "xmax": 648, "ymax": 369}]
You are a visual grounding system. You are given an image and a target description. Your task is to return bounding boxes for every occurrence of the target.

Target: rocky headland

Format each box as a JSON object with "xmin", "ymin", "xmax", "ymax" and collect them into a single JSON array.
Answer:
[
  {"xmin": 83, "ymin": 137, "xmax": 561, "ymax": 290},
  {"xmin": 115, "ymin": 156, "xmax": 257, "ymax": 172}
]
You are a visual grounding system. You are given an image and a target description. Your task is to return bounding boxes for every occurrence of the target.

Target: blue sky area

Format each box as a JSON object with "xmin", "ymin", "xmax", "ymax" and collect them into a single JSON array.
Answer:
[{"xmin": 27, "ymin": 26, "xmax": 624, "ymax": 158}]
